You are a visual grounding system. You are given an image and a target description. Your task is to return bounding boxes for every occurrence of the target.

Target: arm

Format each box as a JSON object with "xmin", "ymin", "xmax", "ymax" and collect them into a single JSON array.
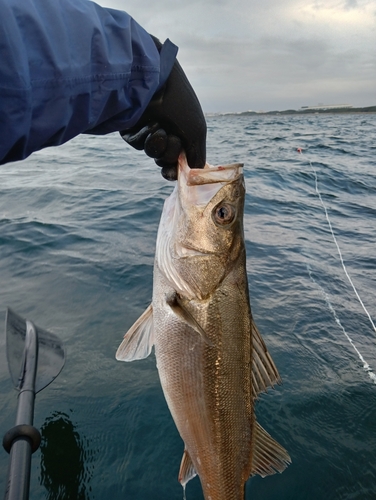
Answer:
[
  {"xmin": 0, "ymin": 0, "xmax": 177, "ymax": 164},
  {"xmin": 121, "ymin": 36, "xmax": 207, "ymax": 179}
]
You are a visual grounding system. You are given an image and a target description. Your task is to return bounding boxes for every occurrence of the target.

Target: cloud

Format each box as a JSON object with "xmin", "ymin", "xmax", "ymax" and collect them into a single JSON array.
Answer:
[{"xmin": 97, "ymin": 0, "xmax": 376, "ymax": 111}]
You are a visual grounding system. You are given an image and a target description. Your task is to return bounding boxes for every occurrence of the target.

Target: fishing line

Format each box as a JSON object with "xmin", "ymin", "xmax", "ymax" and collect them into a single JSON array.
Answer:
[
  {"xmin": 307, "ymin": 264, "xmax": 376, "ymax": 384},
  {"xmin": 309, "ymin": 159, "xmax": 376, "ymax": 335},
  {"xmin": 298, "ymin": 149, "xmax": 376, "ymax": 382}
]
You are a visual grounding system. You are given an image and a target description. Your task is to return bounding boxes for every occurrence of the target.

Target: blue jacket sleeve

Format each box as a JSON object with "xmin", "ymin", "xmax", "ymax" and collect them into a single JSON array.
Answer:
[{"xmin": 0, "ymin": 0, "xmax": 178, "ymax": 164}]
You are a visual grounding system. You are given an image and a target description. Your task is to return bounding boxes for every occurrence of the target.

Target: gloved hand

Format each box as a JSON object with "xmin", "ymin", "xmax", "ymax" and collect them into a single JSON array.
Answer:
[{"xmin": 120, "ymin": 37, "xmax": 207, "ymax": 181}]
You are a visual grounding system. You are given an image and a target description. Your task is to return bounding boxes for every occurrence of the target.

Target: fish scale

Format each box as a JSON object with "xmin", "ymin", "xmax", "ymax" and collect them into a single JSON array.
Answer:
[
  {"xmin": 154, "ymin": 272, "xmax": 250, "ymax": 499},
  {"xmin": 116, "ymin": 155, "xmax": 290, "ymax": 499}
]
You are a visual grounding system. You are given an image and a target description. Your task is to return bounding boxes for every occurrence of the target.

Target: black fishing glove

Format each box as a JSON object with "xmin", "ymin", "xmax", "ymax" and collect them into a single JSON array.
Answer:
[{"xmin": 120, "ymin": 37, "xmax": 206, "ymax": 181}]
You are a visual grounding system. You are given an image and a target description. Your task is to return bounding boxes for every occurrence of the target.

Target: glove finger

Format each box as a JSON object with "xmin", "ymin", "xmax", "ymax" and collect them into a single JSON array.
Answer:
[
  {"xmin": 144, "ymin": 129, "xmax": 168, "ymax": 158},
  {"xmin": 121, "ymin": 123, "xmax": 160, "ymax": 151},
  {"xmin": 185, "ymin": 138, "xmax": 206, "ymax": 169},
  {"xmin": 156, "ymin": 135, "xmax": 182, "ymax": 165},
  {"xmin": 160, "ymin": 163, "xmax": 178, "ymax": 181}
]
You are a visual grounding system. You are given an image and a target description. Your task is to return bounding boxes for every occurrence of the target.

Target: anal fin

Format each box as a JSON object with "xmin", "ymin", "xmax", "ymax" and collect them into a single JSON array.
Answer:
[
  {"xmin": 251, "ymin": 421, "xmax": 291, "ymax": 477},
  {"xmin": 178, "ymin": 449, "xmax": 197, "ymax": 487}
]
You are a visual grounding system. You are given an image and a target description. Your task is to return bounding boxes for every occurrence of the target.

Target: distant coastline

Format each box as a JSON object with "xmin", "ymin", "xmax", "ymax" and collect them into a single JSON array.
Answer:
[{"xmin": 206, "ymin": 105, "xmax": 376, "ymax": 117}]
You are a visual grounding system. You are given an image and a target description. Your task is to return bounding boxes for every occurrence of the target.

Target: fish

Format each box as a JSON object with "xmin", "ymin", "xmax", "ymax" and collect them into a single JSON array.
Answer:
[{"xmin": 116, "ymin": 154, "xmax": 290, "ymax": 499}]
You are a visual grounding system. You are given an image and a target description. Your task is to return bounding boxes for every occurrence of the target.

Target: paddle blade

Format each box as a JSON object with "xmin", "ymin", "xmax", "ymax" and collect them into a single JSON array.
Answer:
[{"xmin": 6, "ymin": 308, "xmax": 65, "ymax": 393}]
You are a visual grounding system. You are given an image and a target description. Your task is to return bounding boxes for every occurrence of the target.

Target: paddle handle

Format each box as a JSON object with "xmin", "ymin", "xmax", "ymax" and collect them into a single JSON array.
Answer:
[
  {"xmin": 4, "ymin": 439, "xmax": 33, "ymax": 500},
  {"xmin": 3, "ymin": 321, "xmax": 39, "ymax": 500}
]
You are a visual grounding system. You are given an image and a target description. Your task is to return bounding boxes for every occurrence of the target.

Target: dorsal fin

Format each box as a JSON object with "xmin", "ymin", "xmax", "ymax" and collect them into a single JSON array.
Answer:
[
  {"xmin": 251, "ymin": 318, "xmax": 281, "ymax": 399},
  {"xmin": 116, "ymin": 304, "xmax": 154, "ymax": 361},
  {"xmin": 251, "ymin": 421, "xmax": 291, "ymax": 477}
]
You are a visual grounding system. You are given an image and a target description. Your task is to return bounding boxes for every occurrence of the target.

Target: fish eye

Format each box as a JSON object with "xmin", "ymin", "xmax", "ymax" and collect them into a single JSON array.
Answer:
[{"xmin": 213, "ymin": 203, "xmax": 236, "ymax": 225}]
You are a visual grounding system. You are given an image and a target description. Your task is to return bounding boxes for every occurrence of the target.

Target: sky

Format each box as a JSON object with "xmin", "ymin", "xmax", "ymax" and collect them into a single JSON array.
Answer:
[{"xmin": 97, "ymin": 0, "xmax": 375, "ymax": 113}]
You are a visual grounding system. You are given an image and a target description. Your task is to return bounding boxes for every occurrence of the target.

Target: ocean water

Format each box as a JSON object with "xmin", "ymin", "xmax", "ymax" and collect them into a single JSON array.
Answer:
[{"xmin": 1, "ymin": 113, "xmax": 376, "ymax": 499}]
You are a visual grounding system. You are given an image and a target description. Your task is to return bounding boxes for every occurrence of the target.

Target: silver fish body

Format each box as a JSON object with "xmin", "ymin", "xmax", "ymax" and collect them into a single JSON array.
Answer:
[{"xmin": 117, "ymin": 156, "xmax": 290, "ymax": 499}]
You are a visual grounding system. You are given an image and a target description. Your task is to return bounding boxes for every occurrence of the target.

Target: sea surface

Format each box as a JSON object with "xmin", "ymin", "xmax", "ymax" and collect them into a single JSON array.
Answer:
[{"xmin": 1, "ymin": 113, "xmax": 376, "ymax": 499}]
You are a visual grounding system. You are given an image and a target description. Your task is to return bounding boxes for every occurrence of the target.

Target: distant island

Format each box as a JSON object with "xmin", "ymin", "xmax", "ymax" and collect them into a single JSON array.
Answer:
[{"xmin": 207, "ymin": 104, "xmax": 376, "ymax": 117}]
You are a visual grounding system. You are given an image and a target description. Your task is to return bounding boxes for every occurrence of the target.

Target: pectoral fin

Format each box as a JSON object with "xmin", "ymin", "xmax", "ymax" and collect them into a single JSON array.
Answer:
[
  {"xmin": 251, "ymin": 318, "xmax": 281, "ymax": 399},
  {"xmin": 251, "ymin": 421, "xmax": 291, "ymax": 477},
  {"xmin": 166, "ymin": 292, "xmax": 213, "ymax": 347},
  {"xmin": 178, "ymin": 449, "xmax": 197, "ymax": 486},
  {"xmin": 116, "ymin": 304, "xmax": 154, "ymax": 361}
]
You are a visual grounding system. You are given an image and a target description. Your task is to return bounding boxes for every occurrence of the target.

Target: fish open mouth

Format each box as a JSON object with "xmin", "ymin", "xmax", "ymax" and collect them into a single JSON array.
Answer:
[
  {"xmin": 178, "ymin": 155, "xmax": 244, "ymax": 207},
  {"xmin": 186, "ymin": 163, "xmax": 244, "ymax": 186}
]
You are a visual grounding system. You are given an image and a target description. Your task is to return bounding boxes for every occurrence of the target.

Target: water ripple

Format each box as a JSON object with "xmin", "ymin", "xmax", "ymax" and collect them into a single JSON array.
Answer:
[{"xmin": 1, "ymin": 113, "xmax": 376, "ymax": 499}]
